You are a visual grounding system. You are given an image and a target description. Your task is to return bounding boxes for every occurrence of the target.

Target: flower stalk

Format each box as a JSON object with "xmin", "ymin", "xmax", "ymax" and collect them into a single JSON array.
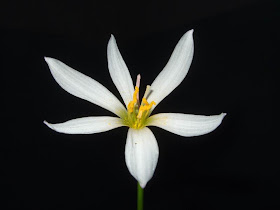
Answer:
[{"xmin": 137, "ymin": 182, "xmax": 144, "ymax": 210}]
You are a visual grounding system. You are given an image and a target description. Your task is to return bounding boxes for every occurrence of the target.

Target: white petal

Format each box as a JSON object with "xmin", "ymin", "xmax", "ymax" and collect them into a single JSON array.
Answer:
[
  {"xmin": 148, "ymin": 30, "xmax": 194, "ymax": 109},
  {"xmin": 107, "ymin": 35, "xmax": 134, "ymax": 107},
  {"xmin": 147, "ymin": 113, "xmax": 226, "ymax": 137},
  {"xmin": 45, "ymin": 57, "xmax": 126, "ymax": 118},
  {"xmin": 125, "ymin": 127, "xmax": 159, "ymax": 188},
  {"xmin": 44, "ymin": 116, "xmax": 124, "ymax": 134}
]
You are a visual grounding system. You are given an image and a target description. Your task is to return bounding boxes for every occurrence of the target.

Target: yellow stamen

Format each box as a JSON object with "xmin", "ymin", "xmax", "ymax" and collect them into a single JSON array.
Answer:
[
  {"xmin": 125, "ymin": 84, "xmax": 156, "ymax": 129},
  {"xmin": 142, "ymin": 98, "xmax": 149, "ymax": 106},
  {"xmin": 137, "ymin": 98, "xmax": 156, "ymax": 119},
  {"xmin": 127, "ymin": 86, "xmax": 139, "ymax": 113}
]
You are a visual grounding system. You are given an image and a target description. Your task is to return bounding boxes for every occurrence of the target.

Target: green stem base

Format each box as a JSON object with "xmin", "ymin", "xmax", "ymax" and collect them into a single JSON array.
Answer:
[{"xmin": 137, "ymin": 182, "xmax": 144, "ymax": 210}]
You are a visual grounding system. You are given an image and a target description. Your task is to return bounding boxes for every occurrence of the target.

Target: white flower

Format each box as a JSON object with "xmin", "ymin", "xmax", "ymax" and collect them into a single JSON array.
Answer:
[{"xmin": 44, "ymin": 29, "xmax": 226, "ymax": 188}]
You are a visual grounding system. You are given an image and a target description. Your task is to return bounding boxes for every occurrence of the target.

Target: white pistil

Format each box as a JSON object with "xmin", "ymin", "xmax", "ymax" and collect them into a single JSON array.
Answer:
[{"xmin": 136, "ymin": 74, "xmax": 141, "ymax": 104}]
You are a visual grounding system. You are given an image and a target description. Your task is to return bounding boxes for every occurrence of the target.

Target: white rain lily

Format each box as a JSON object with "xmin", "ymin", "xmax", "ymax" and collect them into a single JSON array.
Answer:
[{"xmin": 44, "ymin": 29, "xmax": 226, "ymax": 188}]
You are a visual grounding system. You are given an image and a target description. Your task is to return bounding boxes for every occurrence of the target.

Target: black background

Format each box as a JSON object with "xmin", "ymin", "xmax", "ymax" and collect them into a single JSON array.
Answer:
[{"xmin": 2, "ymin": 0, "xmax": 279, "ymax": 209}]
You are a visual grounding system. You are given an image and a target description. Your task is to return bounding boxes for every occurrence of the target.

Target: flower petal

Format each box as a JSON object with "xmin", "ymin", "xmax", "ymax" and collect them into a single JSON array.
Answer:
[
  {"xmin": 148, "ymin": 30, "xmax": 194, "ymax": 109},
  {"xmin": 44, "ymin": 116, "xmax": 124, "ymax": 134},
  {"xmin": 125, "ymin": 127, "xmax": 159, "ymax": 188},
  {"xmin": 44, "ymin": 57, "xmax": 126, "ymax": 118},
  {"xmin": 147, "ymin": 113, "xmax": 226, "ymax": 137},
  {"xmin": 107, "ymin": 35, "xmax": 134, "ymax": 107}
]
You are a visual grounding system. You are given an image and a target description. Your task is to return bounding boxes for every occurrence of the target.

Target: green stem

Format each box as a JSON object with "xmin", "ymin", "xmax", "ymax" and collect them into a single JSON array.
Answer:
[{"xmin": 137, "ymin": 182, "xmax": 144, "ymax": 210}]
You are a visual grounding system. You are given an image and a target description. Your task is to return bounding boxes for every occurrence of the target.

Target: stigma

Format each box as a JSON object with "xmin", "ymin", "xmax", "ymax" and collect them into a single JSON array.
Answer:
[{"xmin": 125, "ymin": 75, "xmax": 156, "ymax": 129}]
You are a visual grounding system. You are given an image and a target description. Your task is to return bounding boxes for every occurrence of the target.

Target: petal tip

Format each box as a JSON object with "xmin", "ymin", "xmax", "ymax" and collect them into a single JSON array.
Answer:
[
  {"xmin": 184, "ymin": 29, "xmax": 194, "ymax": 37},
  {"xmin": 44, "ymin": 57, "xmax": 56, "ymax": 65},
  {"xmin": 108, "ymin": 34, "xmax": 117, "ymax": 50},
  {"xmin": 109, "ymin": 34, "xmax": 116, "ymax": 42},
  {"xmin": 44, "ymin": 120, "xmax": 53, "ymax": 130},
  {"xmin": 44, "ymin": 56, "xmax": 50, "ymax": 63},
  {"xmin": 44, "ymin": 56, "xmax": 53, "ymax": 63}
]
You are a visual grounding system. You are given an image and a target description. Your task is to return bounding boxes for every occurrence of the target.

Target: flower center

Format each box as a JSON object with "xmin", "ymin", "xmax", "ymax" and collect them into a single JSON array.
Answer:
[{"xmin": 125, "ymin": 83, "xmax": 156, "ymax": 129}]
